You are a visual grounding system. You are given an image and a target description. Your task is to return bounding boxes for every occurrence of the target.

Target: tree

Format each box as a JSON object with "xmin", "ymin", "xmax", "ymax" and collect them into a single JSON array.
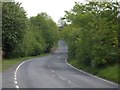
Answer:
[
  {"xmin": 60, "ymin": 1, "xmax": 119, "ymax": 67},
  {"xmin": 2, "ymin": 2, "xmax": 28, "ymax": 58},
  {"xmin": 30, "ymin": 13, "xmax": 58, "ymax": 52}
]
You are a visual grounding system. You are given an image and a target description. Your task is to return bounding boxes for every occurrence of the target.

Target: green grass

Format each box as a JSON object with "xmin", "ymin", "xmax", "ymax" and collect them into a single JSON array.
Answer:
[
  {"xmin": 98, "ymin": 64, "xmax": 118, "ymax": 83},
  {"xmin": 2, "ymin": 53, "xmax": 49, "ymax": 72},
  {"xmin": 68, "ymin": 59, "xmax": 119, "ymax": 84}
]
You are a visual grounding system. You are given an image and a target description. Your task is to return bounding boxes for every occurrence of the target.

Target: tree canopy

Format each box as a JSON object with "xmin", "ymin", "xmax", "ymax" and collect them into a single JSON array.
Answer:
[
  {"xmin": 60, "ymin": 1, "xmax": 119, "ymax": 68},
  {"xmin": 2, "ymin": 2, "xmax": 28, "ymax": 58},
  {"xmin": 2, "ymin": 2, "xmax": 58, "ymax": 58}
]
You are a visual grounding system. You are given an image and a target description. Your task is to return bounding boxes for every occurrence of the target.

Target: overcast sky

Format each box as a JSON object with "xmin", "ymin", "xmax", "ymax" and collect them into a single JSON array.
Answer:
[{"xmin": 14, "ymin": 0, "xmax": 86, "ymax": 23}]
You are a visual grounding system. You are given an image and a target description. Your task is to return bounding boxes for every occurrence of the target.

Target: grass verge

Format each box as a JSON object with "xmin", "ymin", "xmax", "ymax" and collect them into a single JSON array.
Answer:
[
  {"xmin": 98, "ymin": 64, "xmax": 118, "ymax": 83},
  {"xmin": 2, "ymin": 53, "xmax": 49, "ymax": 72},
  {"xmin": 68, "ymin": 59, "xmax": 119, "ymax": 84}
]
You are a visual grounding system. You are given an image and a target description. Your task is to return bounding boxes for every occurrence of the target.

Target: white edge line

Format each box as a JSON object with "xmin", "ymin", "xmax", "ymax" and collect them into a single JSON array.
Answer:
[
  {"xmin": 13, "ymin": 57, "xmax": 50, "ymax": 88},
  {"xmin": 14, "ymin": 59, "xmax": 31, "ymax": 88},
  {"xmin": 15, "ymin": 81, "xmax": 18, "ymax": 84},
  {"xmin": 65, "ymin": 57, "xmax": 118, "ymax": 86},
  {"xmin": 16, "ymin": 85, "xmax": 19, "ymax": 88},
  {"xmin": 14, "ymin": 77, "xmax": 17, "ymax": 81}
]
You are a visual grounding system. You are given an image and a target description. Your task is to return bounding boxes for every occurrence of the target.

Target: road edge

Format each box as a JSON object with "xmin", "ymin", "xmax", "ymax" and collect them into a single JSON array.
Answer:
[
  {"xmin": 65, "ymin": 57, "xmax": 119, "ymax": 86},
  {"xmin": 14, "ymin": 58, "xmax": 41, "ymax": 88},
  {"xmin": 14, "ymin": 59, "xmax": 31, "ymax": 88},
  {"xmin": 13, "ymin": 54, "xmax": 52, "ymax": 88}
]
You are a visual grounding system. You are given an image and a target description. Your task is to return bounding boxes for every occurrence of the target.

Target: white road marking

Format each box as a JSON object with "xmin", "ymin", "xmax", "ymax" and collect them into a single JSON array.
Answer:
[
  {"xmin": 13, "ymin": 58, "xmax": 43, "ymax": 88},
  {"xmin": 16, "ymin": 85, "xmax": 19, "ymax": 88},
  {"xmin": 65, "ymin": 58, "xmax": 118, "ymax": 86},
  {"xmin": 15, "ymin": 81, "xmax": 18, "ymax": 84},
  {"xmin": 13, "ymin": 57, "xmax": 51, "ymax": 88},
  {"xmin": 14, "ymin": 60, "xmax": 29, "ymax": 88},
  {"xmin": 14, "ymin": 73, "xmax": 16, "ymax": 75},
  {"xmin": 68, "ymin": 80, "xmax": 71, "ymax": 83},
  {"xmin": 51, "ymin": 70, "xmax": 55, "ymax": 73},
  {"xmin": 50, "ymin": 69, "xmax": 72, "ymax": 84},
  {"xmin": 14, "ymin": 74, "xmax": 16, "ymax": 77},
  {"xmin": 59, "ymin": 76, "xmax": 72, "ymax": 84},
  {"xmin": 14, "ymin": 77, "xmax": 17, "ymax": 81},
  {"xmin": 48, "ymin": 65, "xmax": 50, "ymax": 67}
]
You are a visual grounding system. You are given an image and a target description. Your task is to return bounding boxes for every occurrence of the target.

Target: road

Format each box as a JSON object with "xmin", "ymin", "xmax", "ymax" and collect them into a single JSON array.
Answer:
[
  {"xmin": 2, "ymin": 40, "xmax": 119, "ymax": 89},
  {"xmin": 0, "ymin": 73, "xmax": 1, "ymax": 90}
]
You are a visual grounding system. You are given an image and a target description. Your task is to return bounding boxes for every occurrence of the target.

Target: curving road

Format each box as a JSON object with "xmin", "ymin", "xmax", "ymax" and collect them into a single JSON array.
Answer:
[{"xmin": 2, "ymin": 40, "xmax": 119, "ymax": 89}]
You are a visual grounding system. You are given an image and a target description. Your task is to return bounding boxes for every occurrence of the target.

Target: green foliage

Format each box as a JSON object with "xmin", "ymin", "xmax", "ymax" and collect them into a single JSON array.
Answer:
[
  {"xmin": 2, "ymin": 2, "xmax": 28, "ymax": 58},
  {"xmin": 2, "ymin": 3, "xmax": 58, "ymax": 58},
  {"xmin": 29, "ymin": 13, "xmax": 58, "ymax": 52},
  {"xmin": 60, "ymin": 1, "xmax": 119, "ymax": 68},
  {"xmin": 68, "ymin": 59, "xmax": 118, "ymax": 83}
]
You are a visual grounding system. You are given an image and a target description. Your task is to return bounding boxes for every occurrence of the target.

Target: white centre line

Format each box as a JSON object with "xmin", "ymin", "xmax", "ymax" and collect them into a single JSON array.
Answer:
[
  {"xmin": 48, "ymin": 65, "xmax": 50, "ymax": 67},
  {"xmin": 68, "ymin": 80, "xmax": 71, "ymax": 83},
  {"xmin": 51, "ymin": 70, "xmax": 55, "ymax": 73}
]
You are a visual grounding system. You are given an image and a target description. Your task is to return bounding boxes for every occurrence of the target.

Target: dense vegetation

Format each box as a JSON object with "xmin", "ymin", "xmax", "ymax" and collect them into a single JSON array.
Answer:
[
  {"xmin": 60, "ymin": 1, "xmax": 119, "ymax": 68},
  {"xmin": 2, "ymin": 2, "xmax": 58, "ymax": 58},
  {"xmin": 60, "ymin": 1, "xmax": 119, "ymax": 82},
  {"xmin": 1, "ymin": 1, "xmax": 119, "ymax": 83}
]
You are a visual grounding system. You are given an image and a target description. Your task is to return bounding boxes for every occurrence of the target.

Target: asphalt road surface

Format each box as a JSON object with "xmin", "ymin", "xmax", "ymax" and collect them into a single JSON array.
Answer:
[
  {"xmin": 0, "ymin": 72, "xmax": 1, "ymax": 89},
  {"xmin": 2, "ymin": 40, "xmax": 119, "ymax": 88}
]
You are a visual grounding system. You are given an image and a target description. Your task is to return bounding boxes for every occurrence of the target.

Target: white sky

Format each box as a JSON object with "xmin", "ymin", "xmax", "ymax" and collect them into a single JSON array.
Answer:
[{"xmin": 14, "ymin": 0, "xmax": 86, "ymax": 23}]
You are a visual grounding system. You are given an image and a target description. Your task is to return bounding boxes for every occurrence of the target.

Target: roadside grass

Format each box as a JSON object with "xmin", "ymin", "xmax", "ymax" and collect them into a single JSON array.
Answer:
[
  {"xmin": 98, "ymin": 64, "xmax": 118, "ymax": 83},
  {"xmin": 68, "ymin": 59, "xmax": 119, "ymax": 84},
  {"xmin": 2, "ymin": 53, "xmax": 49, "ymax": 72}
]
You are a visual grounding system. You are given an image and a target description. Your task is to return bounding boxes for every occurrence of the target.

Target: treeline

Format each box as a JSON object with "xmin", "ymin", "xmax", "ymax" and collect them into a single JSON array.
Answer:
[
  {"xmin": 60, "ymin": 1, "xmax": 119, "ymax": 68},
  {"xmin": 2, "ymin": 2, "xmax": 58, "ymax": 58}
]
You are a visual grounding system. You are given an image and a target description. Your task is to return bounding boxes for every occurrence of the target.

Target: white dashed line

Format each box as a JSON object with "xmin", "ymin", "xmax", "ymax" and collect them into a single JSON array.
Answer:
[
  {"xmin": 15, "ymin": 81, "xmax": 18, "ymax": 84},
  {"xmin": 16, "ymin": 85, "xmax": 19, "ymax": 88},
  {"xmin": 68, "ymin": 80, "xmax": 71, "ymax": 83},
  {"xmin": 14, "ymin": 61, "xmax": 27, "ymax": 88},
  {"xmin": 14, "ymin": 77, "xmax": 17, "ymax": 81},
  {"xmin": 48, "ymin": 65, "xmax": 50, "ymax": 67},
  {"xmin": 15, "ymin": 72, "xmax": 17, "ymax": 75},
  {"xmin": 51, "ymin": 70, "xmax": 55, "ymax": 73}
]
